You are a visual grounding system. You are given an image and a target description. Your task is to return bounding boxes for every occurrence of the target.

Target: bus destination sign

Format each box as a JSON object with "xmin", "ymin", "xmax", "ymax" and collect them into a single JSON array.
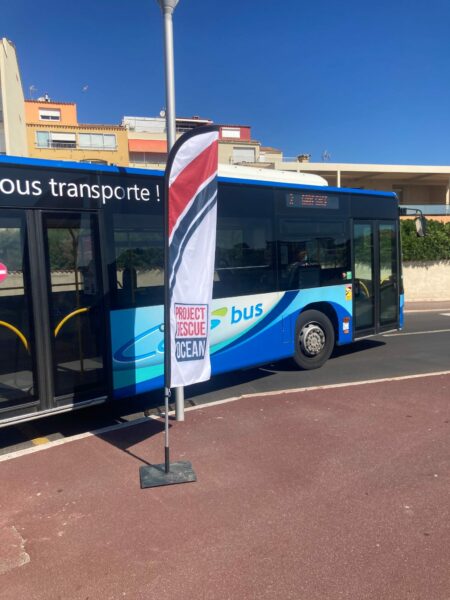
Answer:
[{"xmin": 286, "ymin": 192, "xmax": 338, "ymax": 209}]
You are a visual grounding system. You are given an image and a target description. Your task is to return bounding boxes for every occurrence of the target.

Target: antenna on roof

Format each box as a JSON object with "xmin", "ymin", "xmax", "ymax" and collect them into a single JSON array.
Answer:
[
  {"xmin": 322, "ymin": 150, "xmax": 331, "ymax": 162},
  {"xmin": 29, "ymin": 84, "xmax": 37, "ymax": 99}
]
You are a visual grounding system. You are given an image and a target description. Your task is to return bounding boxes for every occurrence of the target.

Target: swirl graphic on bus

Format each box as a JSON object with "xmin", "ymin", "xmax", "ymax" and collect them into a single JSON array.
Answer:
[
  {"xmin": 112, "ymin": 307, "xmax": 229, "ymax": 368},
  {"xmin": 113, "ymin": 323, "xmax": 165, "ymax": 365}
]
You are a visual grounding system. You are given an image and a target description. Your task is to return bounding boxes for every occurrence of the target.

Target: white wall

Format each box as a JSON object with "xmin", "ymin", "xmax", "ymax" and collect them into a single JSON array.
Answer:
[{"xmin": 403, "ymin": 261, "xmax": 450, "ymax": 301}]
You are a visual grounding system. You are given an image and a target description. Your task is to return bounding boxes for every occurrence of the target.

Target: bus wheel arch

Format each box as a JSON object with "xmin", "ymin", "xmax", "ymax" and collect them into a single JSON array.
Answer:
[{"xmin": 293, "ymin": 304, "xmax": 336, "ymax": 370}]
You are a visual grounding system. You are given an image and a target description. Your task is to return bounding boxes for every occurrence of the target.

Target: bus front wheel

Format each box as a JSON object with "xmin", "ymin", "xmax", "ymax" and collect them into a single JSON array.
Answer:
[{"xmin": 293, "ymin": 310, "xmax": 335, "ymax": 370}]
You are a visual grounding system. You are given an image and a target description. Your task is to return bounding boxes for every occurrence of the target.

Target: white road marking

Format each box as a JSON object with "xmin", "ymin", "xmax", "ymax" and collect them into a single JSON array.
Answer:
[
  {"xmin": 2, "ymin": 369, "xmax": 450, "ymax": 463},
  {"xmin": 441, "ymin": 312, "xmax": 450, "ymax": 317},
  {"xmin": 383, "ymin": 328, "xmax": 450, "ymax": 337}
]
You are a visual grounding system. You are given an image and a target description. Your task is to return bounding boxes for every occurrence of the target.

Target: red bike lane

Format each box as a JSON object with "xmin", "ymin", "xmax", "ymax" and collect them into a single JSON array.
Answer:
[{"xmin": 1, "ymin": 372, "xmax": 450, "ymax": 600}]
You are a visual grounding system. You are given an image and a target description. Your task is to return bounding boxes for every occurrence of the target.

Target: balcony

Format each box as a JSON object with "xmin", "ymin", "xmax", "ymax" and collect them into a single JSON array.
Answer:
[{"xmin": 37, "ymin": 140, "xmax": 76, "ymax": 149}]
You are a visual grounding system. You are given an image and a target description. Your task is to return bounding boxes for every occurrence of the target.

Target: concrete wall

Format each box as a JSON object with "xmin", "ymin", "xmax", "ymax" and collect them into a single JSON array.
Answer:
[
  {"xmin": 403, "ymin": 261, "xmax": 450, "ymax": 301},
  {"xmin": 0, "ymin": 39, "xmax": 27, "ymax": 156}
]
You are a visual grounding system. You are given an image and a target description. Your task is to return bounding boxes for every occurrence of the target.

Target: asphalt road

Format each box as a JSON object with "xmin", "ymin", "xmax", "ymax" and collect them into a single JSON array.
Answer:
[
  {"xmin": 2, "ymin": 370, "xmax": 450, "ymax": 599},
  {"xmin": 2, "ymin": 308, "xmax": 450, "ymax": 455}
]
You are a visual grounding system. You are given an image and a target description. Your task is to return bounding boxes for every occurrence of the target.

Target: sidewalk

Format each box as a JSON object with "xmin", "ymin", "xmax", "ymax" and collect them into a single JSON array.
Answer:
[
  {"xmin": 404, "ymin": 300, "xmax": 450, "ymax": 311},
  {"xmin": 1, "ymin": 372, "xmax": 450, "ymax": 600}
]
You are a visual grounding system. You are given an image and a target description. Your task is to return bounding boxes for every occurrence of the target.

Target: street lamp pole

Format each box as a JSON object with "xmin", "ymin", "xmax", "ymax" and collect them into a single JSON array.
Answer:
[
  {"xmin": 156, "ymin": 0, "xmax": 185, "ymax": 422},
  {"xmin": 157, "ymin": 0, "xmax": 178, "ymax": 149}
]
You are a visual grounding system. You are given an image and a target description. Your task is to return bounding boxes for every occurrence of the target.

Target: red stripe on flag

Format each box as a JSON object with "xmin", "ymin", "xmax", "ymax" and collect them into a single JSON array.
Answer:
[{"xmin": 168, "ymin": 140, "xmax": 218, "ymax": 238}]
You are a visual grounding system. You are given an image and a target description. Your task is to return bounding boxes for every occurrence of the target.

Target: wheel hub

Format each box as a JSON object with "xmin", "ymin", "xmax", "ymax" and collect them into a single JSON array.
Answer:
[{"xmin": 300, "ymin": 323, "xmax": 325, "ymax": 357}]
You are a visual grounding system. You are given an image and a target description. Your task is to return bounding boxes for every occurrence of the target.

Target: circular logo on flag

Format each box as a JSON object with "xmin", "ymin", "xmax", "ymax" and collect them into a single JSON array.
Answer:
[{"xmin": 0, "ymin": 263, "xmax": 8, "ymax": 283}]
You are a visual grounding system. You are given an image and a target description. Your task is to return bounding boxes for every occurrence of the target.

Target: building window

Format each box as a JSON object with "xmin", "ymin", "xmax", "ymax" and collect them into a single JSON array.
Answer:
[
  {"xmin": 129, "ymin": 151, "xmax": 167, "ymax": 165},
  {"xmin": 78, "ymin": 133, "xmax": 116, "ymax": 150},
  {"xmin": 39, "ymin": 108, "xmax": 61, "ymax": 121},
  {"xmin": 36, "ymin": 131, "xmax": 76, "ymax": 149},
  {"xmin": 232, "ymin": 146, "xmax": 256, "ymax": 164},
  {"xmin": 222, "ymin": 127, "xmax": 241, "ymax": 139}
]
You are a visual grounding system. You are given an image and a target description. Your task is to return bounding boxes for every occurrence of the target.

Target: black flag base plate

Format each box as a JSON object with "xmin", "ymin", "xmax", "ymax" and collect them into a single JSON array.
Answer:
[{"xmin": 140, "ymin": 461, "xmax": 196, "ymax": 489}]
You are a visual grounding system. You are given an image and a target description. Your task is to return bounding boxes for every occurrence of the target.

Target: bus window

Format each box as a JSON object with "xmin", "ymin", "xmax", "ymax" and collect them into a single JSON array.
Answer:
[
  {"xmin": 213, "ymin": 183, "xmax": 275, "ymax": 299},
  {"xmin": 0, "ymin": 213, "xmax": 36, "ymax": 409},
  {"xmin": 111, "ymin": 214, "xmax": 164, "ymax": 308},
  {"xmin": 379, "ymin": 223, "xmax": 398, "ymax": 326},
  {"xmin": 278, "ymin": 220, "xmax": 349, "ymax": 290},
  {"xmin": 43, "ymin": 213, "xmax": 106, "ymax": 399},
  {"xmin": 214, "ymin": 217, "xmax": 275, "ymax": 298},
  {"xmin": 353, "ymin": 222, "xmax": 375, "ymax": 331}
]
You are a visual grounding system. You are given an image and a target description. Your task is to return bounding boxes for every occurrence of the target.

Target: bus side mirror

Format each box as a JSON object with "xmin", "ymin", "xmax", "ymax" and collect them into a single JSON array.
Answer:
[
  {"xmin": 401, "ymin": 207, "xmax": 427, "ymax": 237},
  {"xmin": 414, "ymin": 214, "xmax": 427, "ymax": 237}
]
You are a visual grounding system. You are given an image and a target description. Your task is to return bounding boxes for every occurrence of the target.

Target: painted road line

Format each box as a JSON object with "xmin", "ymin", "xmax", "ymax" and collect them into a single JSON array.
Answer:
[
  {"xmin": 441, "ymin": 313, "xmax": 450, "ymax": 316},
  {"xmin": 383, "ymin": 328, "xmax": 450, "ymax": 337},
  {"xmin": 0, "ymin": 416, "xmax": 151, "ymax": 463},
  {"xmin": 2, "ymin": 369, "xmax": 450, "ymax": 463}
]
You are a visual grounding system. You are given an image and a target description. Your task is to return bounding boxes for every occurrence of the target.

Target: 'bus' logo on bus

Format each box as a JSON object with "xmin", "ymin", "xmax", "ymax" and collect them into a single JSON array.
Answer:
[
  {"xmin": 174, "ymin": 303, "xmax": 208, "ymax": 362},
  {"xmin": 231, "ymin": 303, "xmax": 263, "ymax": 324}
]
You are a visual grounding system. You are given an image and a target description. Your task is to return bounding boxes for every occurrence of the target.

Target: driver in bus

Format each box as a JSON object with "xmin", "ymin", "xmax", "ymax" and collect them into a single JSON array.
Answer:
[
  {"xmin": 287, "ymin": 248, "xmax": 311, "ymax": 288},
  {"xmin": 289, "ymin": 248, "xmax": 310, "ymax": 269}
]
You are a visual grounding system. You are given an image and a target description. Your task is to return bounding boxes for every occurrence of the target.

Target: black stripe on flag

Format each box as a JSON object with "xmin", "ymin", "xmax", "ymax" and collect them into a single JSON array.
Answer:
[{"xmin": 169, "ymin": 180, "xmax": 217, "ymax": 295}]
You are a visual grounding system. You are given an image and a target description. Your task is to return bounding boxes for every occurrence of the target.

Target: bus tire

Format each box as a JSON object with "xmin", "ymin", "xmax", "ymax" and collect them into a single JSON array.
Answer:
[{"xmin": 293, "ymin": 310, "xmax": 335, "ymax": 370}]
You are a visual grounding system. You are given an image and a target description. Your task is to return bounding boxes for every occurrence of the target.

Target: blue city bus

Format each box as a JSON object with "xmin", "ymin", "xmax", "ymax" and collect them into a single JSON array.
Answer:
[{"xmin": 0, "ymin": 156, "xmax": 402, "ymax": 426}]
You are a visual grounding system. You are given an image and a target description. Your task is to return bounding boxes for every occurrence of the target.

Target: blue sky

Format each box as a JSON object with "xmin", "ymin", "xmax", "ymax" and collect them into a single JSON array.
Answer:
[{"xmin": 3, "ymin": 0, "xmax": 450, "ymax": 165}]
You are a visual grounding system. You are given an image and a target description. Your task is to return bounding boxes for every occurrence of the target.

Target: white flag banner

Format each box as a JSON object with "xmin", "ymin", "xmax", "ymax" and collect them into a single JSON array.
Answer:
[{"xmin": 165, "ymin": 126, "xmax": 219, "ymax": 388}]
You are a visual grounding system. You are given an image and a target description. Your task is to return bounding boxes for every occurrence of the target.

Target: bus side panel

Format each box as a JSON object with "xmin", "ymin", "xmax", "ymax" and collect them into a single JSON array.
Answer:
[
  {"xmin": 210, "ymin": 285, "xmax": 353, "ymax": 377},
  {"xmin": 110, "ymin": 306, "xmax": 165, "ymax": 398},
  {"xmin": 110, "ymin": 284, "xmax": 352, "ymax": 399},
  {"xmin": 110, "ymin": 293, "xmax": 285, "ymax": 398},
  {"xmin": 288, "ymin": 285, "xmax": 354, "ymax": 347}
]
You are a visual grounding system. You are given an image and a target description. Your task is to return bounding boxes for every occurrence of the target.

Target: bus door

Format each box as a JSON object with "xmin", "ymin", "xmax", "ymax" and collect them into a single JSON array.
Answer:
[
  {"xmin": 0, "ymin": 209, "xmax": 108, "ymax": 423},
  {"xmin": 0, "ymin": 210, "xmax": 38, "ymax": 419},
  {"xmin": 41, "ymin": 212, "xmax": 108, "ymax": 405},
  {"xmin": 353, "ymin": 221, "xmax": 399, "ymax": 335}
]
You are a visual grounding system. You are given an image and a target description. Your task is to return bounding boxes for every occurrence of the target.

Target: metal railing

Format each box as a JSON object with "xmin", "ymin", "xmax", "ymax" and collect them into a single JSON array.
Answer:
[
  {"xmin": 78, "ymin": 144, "xmax": 117, "ymax": 151},
  {"xmin": 36, "ymin": 141, "xmax": 76, "ymax": 149},
  {"xmin": 400, "ymin": 204, "xmax": 450, "ymax": 216},
  {"xmin": 277, "ymin": 157, "xmax": 305, "ymax": 163},
  {"xmin": 36, "ymin": 141, "xmax": 117, "ymax": 151}
]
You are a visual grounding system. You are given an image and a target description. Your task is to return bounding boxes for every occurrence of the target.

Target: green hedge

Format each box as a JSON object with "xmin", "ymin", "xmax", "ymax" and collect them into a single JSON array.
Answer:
[{"xmin": 401, "ymin": 219, "xmax": 450, "ymax": 261}]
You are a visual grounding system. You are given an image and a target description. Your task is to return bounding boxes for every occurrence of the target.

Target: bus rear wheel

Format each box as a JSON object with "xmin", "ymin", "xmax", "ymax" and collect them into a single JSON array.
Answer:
[{"xmin": 293, "ymin": 310, "xmax": 335, "ymax": 370}]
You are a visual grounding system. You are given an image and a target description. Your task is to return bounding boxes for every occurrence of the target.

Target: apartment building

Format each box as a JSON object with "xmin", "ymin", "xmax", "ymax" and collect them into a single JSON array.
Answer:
[
  {"xmin": 124, "ymin": 114, "xmax": 263, "ymax": 169},
  {"xmin": 25, "ymin": 98, "xmax": 128, "ymax": 166}
]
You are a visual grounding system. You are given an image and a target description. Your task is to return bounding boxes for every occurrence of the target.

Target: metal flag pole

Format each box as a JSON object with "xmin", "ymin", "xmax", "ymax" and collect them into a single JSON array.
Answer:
[
  {"xmin": 139, "ymin": 0, "xmax": 194, "ymax": 488},
  {"xmin": 158, "ymin": 0, "xmax": 185, "ymax": 423},
  {"xmin": 140, "ymin": 124, "xmax": 218, "ymax": 489}
]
